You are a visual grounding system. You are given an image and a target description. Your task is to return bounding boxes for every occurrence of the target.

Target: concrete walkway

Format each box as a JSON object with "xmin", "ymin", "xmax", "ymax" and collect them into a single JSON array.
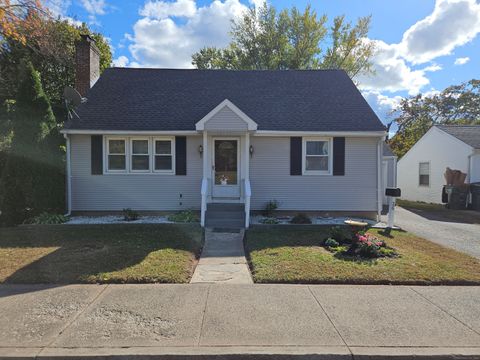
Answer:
[
  {"xmin": 190, "ymin": 228, "xmax": 252, "ymax": 284},
  {"xmin": 392, "ymin": 207, "xmax": 480, "ymax": 259},
  {"xmin": 1, "ymin": 284, "xmax": 480, "ymax": 359}
]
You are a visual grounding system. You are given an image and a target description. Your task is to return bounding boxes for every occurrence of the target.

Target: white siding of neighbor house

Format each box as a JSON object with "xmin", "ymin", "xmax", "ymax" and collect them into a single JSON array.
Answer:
[
  {"xmin": 249, "ymin": 137, "xmax": 379, "ymax": 211},
  {"xmin": 204, "ymin": 106, "xmax": 248, "ymax": 131},
  {"xmin": 70, "ymin": 134, "xmax": 202, "ymax": 211},
  {"xmin": 397, "ymin": 127, "xmax": 473, "ymax": 204},
  {"xmin": 471, "ymin": 152, "xmax": 480, "ymax": 183}
]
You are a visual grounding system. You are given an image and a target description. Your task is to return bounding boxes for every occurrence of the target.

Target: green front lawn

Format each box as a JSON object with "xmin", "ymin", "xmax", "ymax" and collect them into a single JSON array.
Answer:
[
  {"xmin": 0, "ymin": 224, "xmax": 203, "ymax": 284},
  {"xmin": 245, "ymin": 226, "xmax": 480, "ymax": 285}
]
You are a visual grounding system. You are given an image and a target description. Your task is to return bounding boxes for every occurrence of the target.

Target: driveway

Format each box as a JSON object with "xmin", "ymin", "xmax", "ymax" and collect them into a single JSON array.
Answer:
[{"xmin": 392, "ymin": 206, "xmax": 480, "ymax": 259}]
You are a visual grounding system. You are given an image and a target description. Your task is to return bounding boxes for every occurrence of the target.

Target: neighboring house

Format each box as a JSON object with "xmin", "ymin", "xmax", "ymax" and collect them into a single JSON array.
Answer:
[
  {"xmin": 62, "ymin": 35, "xmax": 388, "ymax": 228},
  {"xmin": 397, "ymin": 125, "xmax": 480, "ymax": 204}
]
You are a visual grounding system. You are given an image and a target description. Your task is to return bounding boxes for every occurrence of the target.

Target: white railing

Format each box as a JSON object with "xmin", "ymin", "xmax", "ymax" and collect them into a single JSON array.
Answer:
[
  {"xmin": 200, "ymin": 178, "xmax": 208, "ymax": 227},
  {"xmin": 244, "ymin": 179, "xmax": 251, "ymax": 229}
]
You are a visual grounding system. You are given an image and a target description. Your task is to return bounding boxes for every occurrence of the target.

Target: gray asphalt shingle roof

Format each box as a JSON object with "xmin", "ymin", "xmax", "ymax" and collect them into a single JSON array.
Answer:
[
  {"xmin": 65, "ymin": 68, "xmax": 385, "ymax": 132},
  {"xmin": 437, "ymin": 125, "xmax": 480, "ymax": 149}
]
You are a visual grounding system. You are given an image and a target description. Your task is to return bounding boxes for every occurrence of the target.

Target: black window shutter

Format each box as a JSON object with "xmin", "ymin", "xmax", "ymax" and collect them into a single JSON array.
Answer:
[
  {"xmin": 175, "ymin": 136, "xmax": 187, "ymax": 175},
  {"xmin": 91, "ymin": 135, "xmax": 103, "ymax": 175},
  {"xmin": 290, "ymin": 137, "xmax": 302, "ymax": 175},
  {"xmin": 333, "ymin": 137, "xmax": 345, "ymax": 176}
]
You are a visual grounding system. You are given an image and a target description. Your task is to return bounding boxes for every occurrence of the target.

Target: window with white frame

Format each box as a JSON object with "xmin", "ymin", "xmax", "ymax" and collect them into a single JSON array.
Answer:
[
  {"xmin": 303, "ymin": 138, "xmax": 331, "ymax": 174},
  {"xmin": 419, "ymin": 162, "xmax": 430, "ymax": 186},
  {"xmin": 154, "ymin": 138, "xmax": 174, "ymax": 172},
  {"xmin": 131, "ymin": 138, "xmax": 150, "ymax": 171},
  {"xmin": 107, "ymin": 138, "xmax": 126, "ymax": 171}
]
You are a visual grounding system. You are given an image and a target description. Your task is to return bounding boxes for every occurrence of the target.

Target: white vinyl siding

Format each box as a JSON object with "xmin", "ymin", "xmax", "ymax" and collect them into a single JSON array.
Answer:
[
  {"xmin": 397, "ymin": 127, "xmax": 473, "ymax": 203},
  {"xmin": 249, "ymin": 137, "xmax": 378, "ymax": 211},
  {"xmin": 70, "ymin": 134, "xmax": 201, "ymax": 211},
  {"xmin": 204, "ymin": 106, "xmax": 248, "ymax": 131}
]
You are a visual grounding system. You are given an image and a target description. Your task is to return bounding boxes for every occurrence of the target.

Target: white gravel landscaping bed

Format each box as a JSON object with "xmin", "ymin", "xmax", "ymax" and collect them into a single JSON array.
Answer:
[
  {"xmin": 66, "ymin": 215, "xmax": 174, "ymax": 225},
  {"xmin": 250, "ymin": 215, "xmax": 378, "ymax": 226}
]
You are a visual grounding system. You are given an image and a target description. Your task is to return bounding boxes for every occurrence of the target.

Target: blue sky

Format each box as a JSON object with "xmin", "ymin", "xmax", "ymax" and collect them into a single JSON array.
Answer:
[{"xmin": 46, "ymin": 0, "xmax": 480, "ymax": 127}]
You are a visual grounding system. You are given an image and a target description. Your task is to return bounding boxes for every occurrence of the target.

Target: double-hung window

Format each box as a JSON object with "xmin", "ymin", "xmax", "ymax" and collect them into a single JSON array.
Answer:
[
  {"xmin": 419, "ymin": 162, "xmax": 430, "ymax": 186},
  {"xmin": 107, "ymin": 138, "xmax": 126, "ymax": 171},
  {"xmin": 131, "ymin": 138, "xmax": 150, "ymax": 172},
  {"xmin": 105, "ymin": 136, "xmax": 175, "ymax": 174},
  {"xmin": 303, "ymin": 138, "xmax": 331, "ymax": 174},
  {"xmin": 154, "ymin": 138, "xmax": 174, "ymax": 173}
]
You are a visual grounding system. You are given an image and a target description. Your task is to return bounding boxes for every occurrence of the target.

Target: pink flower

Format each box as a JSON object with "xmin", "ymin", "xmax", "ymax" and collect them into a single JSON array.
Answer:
[
  {"xmin": 367, "ymin": 241, "xmax": 372, "ymax": 246},
  {"xmin": 376, "ymin": 242, "xmax": 383, "ymax": 247}
]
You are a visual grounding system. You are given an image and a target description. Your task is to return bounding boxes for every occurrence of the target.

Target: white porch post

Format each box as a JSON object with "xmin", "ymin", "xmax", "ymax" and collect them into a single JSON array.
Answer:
[
  {"xmin": 203, "ymin": 131, "xmax": 208, "ymax": 178},
  {"xmin": 200, "ymin": 131, "xmax": 208, "ymax": 227},
  {"xmin": 245, "ymin": 132, "xmax": 250, "ymax": 179},
  {"xmin": 244, "ymin": 132, "xmax": 251, "ymax": 228}
]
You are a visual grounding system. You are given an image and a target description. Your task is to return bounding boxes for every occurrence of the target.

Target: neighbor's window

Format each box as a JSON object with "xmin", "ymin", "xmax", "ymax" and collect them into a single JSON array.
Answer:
[
  {"xmin": 107, "ymin": 138, "xmax": 126, "ymax": 171},
  {"xmin": 419, "ymin": 162, "xmax": 430, "ymax": 186},
  {"xmin": 154, "ymin": 138, "xmax": 174, "ymax": 172},
  {"xmin": 131, "ymin": 138, "xmax": 150, "ymax": 171},
  {"xmin": 304, "ymin": 138, "xmax": 330, "ymax": 174}
]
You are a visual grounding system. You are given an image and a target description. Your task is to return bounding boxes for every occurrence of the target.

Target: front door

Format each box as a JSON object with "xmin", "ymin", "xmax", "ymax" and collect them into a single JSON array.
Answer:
[{"xmin": 212, "ymin": 138, "xmax": 240, "ymax": 198}]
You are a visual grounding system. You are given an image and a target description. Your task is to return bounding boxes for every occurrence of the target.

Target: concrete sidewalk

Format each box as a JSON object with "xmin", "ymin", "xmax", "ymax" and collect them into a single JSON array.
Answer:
[{"xmin": 1, "ymin": 284, "xmax": 480, "ymax": 359}]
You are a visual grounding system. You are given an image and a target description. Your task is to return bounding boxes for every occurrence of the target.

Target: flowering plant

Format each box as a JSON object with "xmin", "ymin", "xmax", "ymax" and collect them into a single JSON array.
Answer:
[{"xmin": 349, "ymin": 232, "xmax": 396, "ymax": 258}]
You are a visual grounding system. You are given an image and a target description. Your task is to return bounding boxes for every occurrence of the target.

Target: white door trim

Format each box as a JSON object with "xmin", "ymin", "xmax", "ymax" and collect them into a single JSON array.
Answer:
[{"xmin": 211, "ymin": 137, "xmax": 241, "ymax": 200}]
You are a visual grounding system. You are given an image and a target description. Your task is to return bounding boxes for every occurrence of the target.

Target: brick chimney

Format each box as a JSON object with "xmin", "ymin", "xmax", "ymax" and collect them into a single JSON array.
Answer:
[{"xmin": 75, "ymin": 34, "xmax": 100, "ymax": 97}]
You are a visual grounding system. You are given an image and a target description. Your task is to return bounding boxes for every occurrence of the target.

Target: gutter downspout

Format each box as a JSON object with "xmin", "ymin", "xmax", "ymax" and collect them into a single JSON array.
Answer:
[
  {"xmin": 377, "ymin": 137, "xmax": 385, "ymax": 222},
  {"xmin": 64, "ymin": 134, "xmax": 72, "ymax": 216}
]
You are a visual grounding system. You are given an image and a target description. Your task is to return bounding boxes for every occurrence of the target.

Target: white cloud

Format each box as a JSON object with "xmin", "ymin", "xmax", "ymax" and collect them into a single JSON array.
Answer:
[
  {"xmin": 362, "ymin": 90, "xmax": 402, "ymax": 120},
  {"xmin": 112, "ymin": 55, "xmax": 129, "ymax": 67},
  {"xmin": 358, "ymin": 40, "xmax": 431, "ymax": 95},
  {"xmin": 128, "ymin": 0, "xmax": 247, "ymax": 68},
  {"xmin": 140, "ymin": 0, "xmax": 197, "ymax": 19},
  {"xmin": 454, "ymin": 56, "xmax": 470, "ymax": 65},
  {"xmin": 44, "ymin": 0, "xmax": 71, "ymax": 17},
  {"xmin": 359, "ymin": 0, "xmax": 480, "ymax": 96},
  {"xmin": 80, "ymin": 0, "xmax": 108, "ymax": 25},
  {"xmin": 43, "ymin": 0, "xmax": 83, "ymax": 26},
  {"xmin": 399, "ymin": 0, "xmax": 480, "ymax": 64}
]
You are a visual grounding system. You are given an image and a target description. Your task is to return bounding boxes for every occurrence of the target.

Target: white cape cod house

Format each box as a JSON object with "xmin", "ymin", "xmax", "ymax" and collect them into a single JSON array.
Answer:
[{"xmin": 62, "ymin": 35, "xmax": 389, "ymax": 228}]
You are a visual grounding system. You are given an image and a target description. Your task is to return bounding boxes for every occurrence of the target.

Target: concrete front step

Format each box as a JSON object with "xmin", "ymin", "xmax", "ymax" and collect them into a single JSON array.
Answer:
[
  {"xmin": 205, "ymin": 218, "xmax": 245, "ymax": 229},
  {"xmin": 206, "ymin": 202, "xmax": 246, "ymax": 229},
  {"xmin": 205, "ymin": 210, "xmax": 244, "ymax": 220},
  {"xmin": 207, "ymin": 203, "xmax": 245, "ymax": 212}
]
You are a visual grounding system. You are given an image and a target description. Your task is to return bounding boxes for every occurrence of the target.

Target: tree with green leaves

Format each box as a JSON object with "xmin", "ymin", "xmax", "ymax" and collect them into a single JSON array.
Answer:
[
  {"xmin": 191, "ymin": 2, "xmax": 375, "ymax": 79},
  {"xmin": 0, "ymin": 62, "xmax": 61, "ymax": 225},
  {"xmin": 389, "ymin": 79, "xmax": 480, "ymax": 158}
]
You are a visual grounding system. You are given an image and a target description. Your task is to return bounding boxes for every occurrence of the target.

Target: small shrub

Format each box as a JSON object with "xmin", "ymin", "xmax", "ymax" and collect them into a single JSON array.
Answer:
[
  {"xmin": 329, "ymin": 226, "xmax": 352, "ymax": 243},
  {"xmin": 259, "ymin": 217, "xmax": 279, "ymax": 224},
  {"xmin": 262, "ymin": 200, "xmax": 279, "ymax": 217},
  {"xmin": 324, "ymin": 238, "xmax": 340, "ymax": 247},
  {"xmin": 122, "ymin": 208, "xmax": 139, "ymax": 221},
  {"xmin": 168, "ymin": 209, "xmax": 198, "ymax": 223},
  {"xmin": 26, "ymin": 212, "xmax": 68, "ymax": 225},
  {"xmin": 290, "ymin": 213, "xmax": 311, "ymax": 224}
]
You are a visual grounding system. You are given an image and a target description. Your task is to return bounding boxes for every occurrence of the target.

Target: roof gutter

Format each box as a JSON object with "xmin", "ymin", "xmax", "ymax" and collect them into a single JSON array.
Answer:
[
  {"xmin": 60, "ymin": 129, "xmax": 199, "ymax": 135},
  {"xmin": 254, "ymin": 130, "xmax": 387, "ymax": 137}
]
